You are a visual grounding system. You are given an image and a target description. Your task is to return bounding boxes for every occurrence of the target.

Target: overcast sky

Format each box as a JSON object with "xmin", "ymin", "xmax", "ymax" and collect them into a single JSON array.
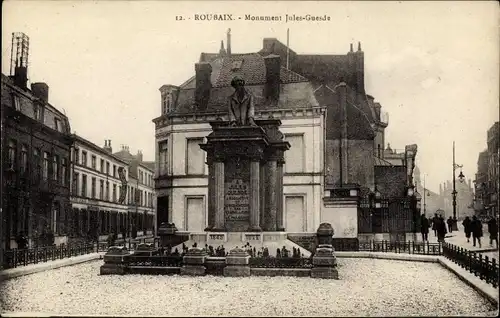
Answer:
[{"xmin": 2, "ymin": 1, "xmax": 498, "ymax": 193}]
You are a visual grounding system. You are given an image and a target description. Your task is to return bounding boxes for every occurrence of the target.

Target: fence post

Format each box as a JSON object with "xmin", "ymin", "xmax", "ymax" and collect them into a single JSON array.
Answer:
[
  {"xmin": 479, "ymin": 254, "xmax": 483, "ymax": 279},
  {"xmin": 492, "ymin": 258, "xmax": 498, "ymax": 288},
  {"xmin": 484, "ymin": 256, "xmax": 489, "ymax": 283}
]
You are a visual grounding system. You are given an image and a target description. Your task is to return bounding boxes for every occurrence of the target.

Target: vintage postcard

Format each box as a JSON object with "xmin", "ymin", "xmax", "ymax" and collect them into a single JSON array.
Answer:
[{"xmin": 1, "ymin": 0, "xmax": 499, "ymax": 317}]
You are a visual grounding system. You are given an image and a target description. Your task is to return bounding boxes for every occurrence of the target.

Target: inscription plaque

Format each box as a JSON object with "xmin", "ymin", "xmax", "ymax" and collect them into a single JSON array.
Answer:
[{"xmin": 224, "ymin": 158, "xmax": 250, "ymax": 231}]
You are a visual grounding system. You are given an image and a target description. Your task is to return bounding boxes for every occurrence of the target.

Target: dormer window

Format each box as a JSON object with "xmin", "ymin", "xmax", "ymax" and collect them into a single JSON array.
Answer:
[
  {"xmin": 12, "ymin": 95, "xmax": 20, "ymax": 111},
  {"xmin": 231, "ymin": 60, "xmax": 243, "ymax": 71},
  {"xmin": 162, "ymin": 93, "xmax": 173, "ymax": 114},
  {"xmin": 54, "ymin": 118, "xmax": 61, "ymax": 132},
  {"xmin": 34, "ymin": 104, "xmax": 42, "ymax": 121}
]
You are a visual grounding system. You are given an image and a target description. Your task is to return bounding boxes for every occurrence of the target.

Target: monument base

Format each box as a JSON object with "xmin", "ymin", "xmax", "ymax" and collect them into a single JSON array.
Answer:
[
  {"xmin": 223, "ymin": 266, "xmax": 251, "ymax": 277},
  {"xmin": 100, "ymin": 264, "xmax": 126, "ymax": 275},
  {"xmin": 180, "ymin": 265, "xmax": 206, "ymax": 276},
  {"xmin": 310, "ymin": 267, "xmax": 339, "ymax": 279}
]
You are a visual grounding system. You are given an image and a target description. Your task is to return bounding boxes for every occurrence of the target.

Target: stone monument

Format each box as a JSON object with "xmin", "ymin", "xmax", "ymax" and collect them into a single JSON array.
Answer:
[
  {"xmin": 310, "ymin": 223, "xmax": 339, "ymax": 279},
  {"xmin": 200, "ymin": 76, "xmax": 290, "ymax": 232}
]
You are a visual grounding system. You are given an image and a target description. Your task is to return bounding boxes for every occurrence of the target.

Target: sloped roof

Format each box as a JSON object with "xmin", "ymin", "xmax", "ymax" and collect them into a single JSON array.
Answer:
[
  {"xmin": 113, "ymin": 149, "xmax": 136, "ymax": 163},
  {"xmin": 183, "ymin": 53, "xmax": 308, "ymax": 89},
  {"xmin": 172, "ymin": 52, "xmax": 315, "ymax": 114},
  {"xmin": 374, "ymin": 156, "xmax": 394, "ymax": 167}
]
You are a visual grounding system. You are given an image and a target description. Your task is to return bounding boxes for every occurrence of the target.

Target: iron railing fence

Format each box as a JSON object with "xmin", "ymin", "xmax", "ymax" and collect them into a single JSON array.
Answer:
[
  {"xmin": 2, "ymin": 243, "xmax": 108, "ymax": 269},
  {"xmin": 126, "ymin": 255, "xmax": 183, "ymax": 267},
  {"xmin": 249, "ymin": 256, "xmax": 313, "ymax": 268},
  {"xmin": 442, "ymin": 242, "xmax": 499, "ymax": 288}
]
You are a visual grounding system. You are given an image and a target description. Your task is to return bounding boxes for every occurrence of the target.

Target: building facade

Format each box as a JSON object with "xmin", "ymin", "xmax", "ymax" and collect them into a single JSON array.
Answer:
[
  {"xmin": 154, "ymin": 40, "xmax": 326, "ymax": 234},
  {"xmin": 113, "ymin": 146, "xmax": 156, "ymax": 236},
  {"xmin": 2, "ymin": 72, "xmax": 72, "ymax": 252},
  {"xmin": 69, "ymin": 137, "xmax": 130, "ymax": 243},
  {"xmin": 486, "ymin": 122, "xmax": 499, "ymax": 218}
]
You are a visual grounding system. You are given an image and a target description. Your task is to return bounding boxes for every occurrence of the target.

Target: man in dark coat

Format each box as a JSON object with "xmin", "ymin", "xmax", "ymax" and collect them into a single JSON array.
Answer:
[
  {"xmin": 462, "ymin": 216, "xmax": 472, "ymax": 243},
  {"xmin": 420, "ymin": 214, "xmax": 430, "ymax": 241},
  {"xmin": 447, "ymin": 216, "xmax": 454, "ymax": 233},
  {"xmin": 432, "ymin": 213, "xmax": 439, "ymax": 237},
  {"xmin": 487, "ymin": 217, "xmax": 498, "ymax": 248},
  {"xmin": 437, "ymin": 215, "xmax": 447, "ymax": 242},
  {"xmin": 471, "ymin": 215, "xmax": 483, "ymax": 248}
]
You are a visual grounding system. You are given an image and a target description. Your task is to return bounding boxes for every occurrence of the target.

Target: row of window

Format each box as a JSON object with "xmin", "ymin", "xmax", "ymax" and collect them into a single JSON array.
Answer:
[
  {"xmin": 8, "ymin": 202, "xmax": 154, "ymax": 238},
  {"xmin": 7, "ymin": 139, "xmax": 68, "ymax": 185},
  {"xmin": 11, "ymin": 94, "xmax": 64, "ymax": 132},
  {"xmin": 156, "ymin": 134, "xmax": 307, "ymax": 176},
  {"xmin": 74, "ymin": 148, "xmax": 123, "ymax": 179},
  {"xmin": 138, "ymin": 170, "xmax": 154, "ymax": 187},
  {"xmin": 72, "ymin": 172, "xmax": 154, "ymax": 207}
]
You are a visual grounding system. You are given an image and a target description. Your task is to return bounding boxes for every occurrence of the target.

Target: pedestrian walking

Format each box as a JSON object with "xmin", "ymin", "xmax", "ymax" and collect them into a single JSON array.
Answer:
[
  {"xmin": 487, "ymin": 217, "xmax": 498, "ymax": 248},
  {"xmin": 437, "ymin": 216, "xmax": 447, "ymax": 243},
  {"xmin": 471, "ymin": 215, "xmax": 483, "ymax": 248},
  {"xmin": 420, "ymin": 214, "xmax": 430, "ymax": 241},
  {"xmin": 432, "ymin": 213, "xmax": 439, "ymax": 237},
  {"xmin": 447, "ymin": 216, "xmax": 454, "ymax": 234},
  {"xmin": 462, "ymin": 216, "xmax": 472, "ymax": 243}
]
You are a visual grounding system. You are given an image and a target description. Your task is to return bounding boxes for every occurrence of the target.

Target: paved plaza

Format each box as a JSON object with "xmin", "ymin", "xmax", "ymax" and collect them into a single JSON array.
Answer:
[{"xmin": 1, "ymin": 258, "xmax": 497, "ymax": 317}]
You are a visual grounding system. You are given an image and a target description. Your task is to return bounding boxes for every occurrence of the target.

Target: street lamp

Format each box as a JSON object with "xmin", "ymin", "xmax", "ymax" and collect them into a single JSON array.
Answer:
[
  {"xmin": 407, "ymin": 185, "xmax": 418, "ymax": 242},
  {"xmin": 452, "ymin": 141, "xmax": 465, "ymax": 231}
]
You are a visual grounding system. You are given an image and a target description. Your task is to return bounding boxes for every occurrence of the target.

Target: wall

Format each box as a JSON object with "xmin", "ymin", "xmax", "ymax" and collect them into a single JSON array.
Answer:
[
  {"xmin": 325, "ymin": 139, "xmax": 374, "ymax": 189},
  {"xmin": 321, "ymin": 202, "xmax": 358, "ymax": 238},
  {"xmin": 375, "ymin": 166, "xmax": 407, "ymax": 198}
]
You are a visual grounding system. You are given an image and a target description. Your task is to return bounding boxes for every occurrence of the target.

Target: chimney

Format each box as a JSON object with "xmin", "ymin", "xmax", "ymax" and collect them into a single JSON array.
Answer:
[
  {"xmin": 14, "ymin": 66, "xmax": 28, "ymax": 89},
  {"xmin": 103, "ymin": 139, "xmax": 112, "ymax": 153},
  {"xmin": 226, "ymin": 28, "xmax": 231, "ymax": 55},
  {"xmin": 31, "ymin": 82, "xmax": 49, "ymax": 103},
  {"xmin": 263, "ymin": 54, "xmax": 281, "ymax": 104},
  {"xmin": 354, "ymin": 41, "xmax": 365, "ymax": 94},
  {"xmin": 195, "ymin": 62, "xmax": 212, "ymax": 111},
  {"xmin": 137, "ymin": 150, "xmax": 143, "ymax": 163}
]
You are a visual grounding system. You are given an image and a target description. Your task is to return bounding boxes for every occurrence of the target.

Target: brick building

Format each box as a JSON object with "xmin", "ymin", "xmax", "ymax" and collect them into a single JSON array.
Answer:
[{"xmin": 1, "ymin": 69, "xmax": 72, "ymax": 254}]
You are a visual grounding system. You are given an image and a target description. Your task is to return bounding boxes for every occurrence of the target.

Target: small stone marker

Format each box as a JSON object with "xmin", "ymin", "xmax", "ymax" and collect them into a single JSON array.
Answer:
[
  {"xmin": 180, "ymin": 247, "xmax": 207, "ymax": 276},
  {"xmin": 100, "ymin": 246, "xmax": 130, "ymax": 275},
  {"xmin": 311, "ymin": 223, "xmax": 339, "ymax": 279},
  {"xmin": 223, "ymin": 247, "xmax": 251, "ymax": 277}
]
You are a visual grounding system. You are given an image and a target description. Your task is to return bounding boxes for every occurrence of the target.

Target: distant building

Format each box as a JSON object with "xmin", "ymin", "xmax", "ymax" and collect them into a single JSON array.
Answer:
[
  {"xmin": 113, "ymin": 146, "xmax": 156, "ymax": 236},
  {"xmin": 441, "ymin": 180, "xmax": 474, "ymax": 220},
  {"xmin": 474, "ymin": 150, "xmax": 489, "ymax": 216},
  {"xmin": 486, "ymin": 122, "xmax": 499, "ymax": 217},
  {"xmin": 69, "ymin": 136, "xmax": 130, "ymax": 244},
  {"xmin": 1, "ymin": 33, "xmax": 72, "ymax": 255}
]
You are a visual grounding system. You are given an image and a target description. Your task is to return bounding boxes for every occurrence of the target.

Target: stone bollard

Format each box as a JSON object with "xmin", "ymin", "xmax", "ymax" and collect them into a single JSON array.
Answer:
[
  {"xmin": 100, "ymin": 246, "xmax": 130, "ymax": 275},
  {"xmin": 310, "ymin": 223, "xmax": 339, "ymax": 279},
  {"xmin": 223, "ymin": 248, "xmax": 251, "ymax": 277},
  {"xmin": 180, "ymin": 247, "xmax": 207, "ymax": 276},
  {"xmin": 134, "ymin": 243, "xmax": 155, "ymax": 256}
]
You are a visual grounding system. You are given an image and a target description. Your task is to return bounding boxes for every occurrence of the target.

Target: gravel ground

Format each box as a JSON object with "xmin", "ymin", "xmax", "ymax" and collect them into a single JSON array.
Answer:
[{"xmin": 0, "ymin": 258, "xmax": 497, "ymax": 317}]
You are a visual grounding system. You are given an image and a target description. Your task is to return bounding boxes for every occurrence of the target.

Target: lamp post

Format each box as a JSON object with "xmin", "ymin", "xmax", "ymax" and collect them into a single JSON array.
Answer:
[{"xmin": 452, "ymin": 141, "xmax": 465, "ymax": 231}]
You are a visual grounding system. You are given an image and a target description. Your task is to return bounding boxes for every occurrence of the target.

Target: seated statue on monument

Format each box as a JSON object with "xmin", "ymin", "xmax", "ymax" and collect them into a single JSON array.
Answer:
[{"xmin": 228, "ymin": 75, "xmax": 257, "ymax": 127}]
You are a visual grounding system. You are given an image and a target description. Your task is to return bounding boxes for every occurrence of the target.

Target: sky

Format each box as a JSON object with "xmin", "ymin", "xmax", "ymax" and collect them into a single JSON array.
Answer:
[{"xmin": 2, "ymin": 0, "xmax": 498, "ymax": 193}]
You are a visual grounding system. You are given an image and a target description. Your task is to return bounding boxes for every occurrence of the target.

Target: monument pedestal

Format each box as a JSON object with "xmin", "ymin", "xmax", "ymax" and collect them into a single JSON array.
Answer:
[{"xmin": 200, "ymin": 120, "xmax": 289, "ymax": 233}]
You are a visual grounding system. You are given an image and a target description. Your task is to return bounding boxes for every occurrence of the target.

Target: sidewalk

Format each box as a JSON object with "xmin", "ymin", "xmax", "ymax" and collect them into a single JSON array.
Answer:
[
  {"xmin": 0, "ymin": 252, "xmax": 104, "ymax": 281},
  {"xmin": 428, "ymin": 223, "xmax": 499, "ymax": 258}
]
